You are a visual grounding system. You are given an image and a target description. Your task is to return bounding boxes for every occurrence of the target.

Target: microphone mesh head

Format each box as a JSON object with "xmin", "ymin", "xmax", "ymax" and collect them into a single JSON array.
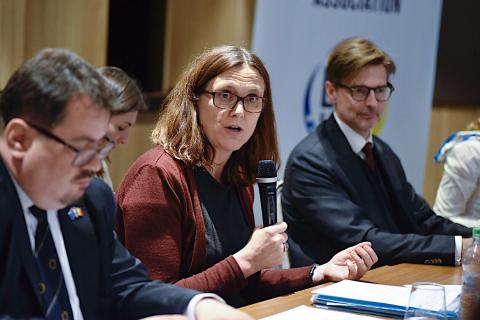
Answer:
[{"xmin": 256, "ymin": 160, "xmax": 277, "ymax": 178}]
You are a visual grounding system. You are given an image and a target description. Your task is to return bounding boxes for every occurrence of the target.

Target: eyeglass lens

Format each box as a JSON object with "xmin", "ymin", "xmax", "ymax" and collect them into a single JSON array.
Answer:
[
  {"xmin": 212, "ymin": 91, "xmax": 263, "ymax": 112},
  {"xmin": 71, "ymin": 140, "xmax": 115, "ymax": 166}
]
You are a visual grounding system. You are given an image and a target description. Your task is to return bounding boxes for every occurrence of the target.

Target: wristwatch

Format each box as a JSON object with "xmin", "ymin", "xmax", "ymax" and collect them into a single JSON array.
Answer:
[{"xmin": 309, "ymin": 264, "xmax": 319, "ymax": 286}]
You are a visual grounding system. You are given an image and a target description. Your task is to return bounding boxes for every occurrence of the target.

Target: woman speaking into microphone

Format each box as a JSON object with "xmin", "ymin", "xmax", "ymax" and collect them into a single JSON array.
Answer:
[{"xmin": 115, "ymin": 45, "xmax": 377, "ymax": 307}]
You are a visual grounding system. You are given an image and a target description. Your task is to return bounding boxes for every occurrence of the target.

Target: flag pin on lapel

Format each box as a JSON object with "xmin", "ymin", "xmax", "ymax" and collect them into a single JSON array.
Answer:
[{"xmin": 67, "ymin": 207, "xmax": 85, "ymax": 221}]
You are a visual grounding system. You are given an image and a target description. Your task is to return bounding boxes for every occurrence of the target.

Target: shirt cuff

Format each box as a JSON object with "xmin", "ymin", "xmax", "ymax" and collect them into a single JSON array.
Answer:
[
  {"xmin": 185, "ymin": 293, "xmax": 225, "ymax": 320},
  {"xmin": 454, "ymin": 235, "xmax": 462, "ymax": 266}
]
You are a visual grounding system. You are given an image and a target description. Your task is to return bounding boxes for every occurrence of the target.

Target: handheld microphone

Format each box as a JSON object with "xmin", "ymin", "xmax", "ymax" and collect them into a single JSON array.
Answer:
[{"xmin": 256, "ymin": 160, "xmax": 277, "ymax": 227}]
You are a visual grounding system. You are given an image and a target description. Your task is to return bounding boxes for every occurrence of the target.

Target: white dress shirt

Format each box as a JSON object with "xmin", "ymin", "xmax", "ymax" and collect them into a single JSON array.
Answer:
[{"xmin": 332, "ymin": 112, "xmax": 462, "ymax": 265}]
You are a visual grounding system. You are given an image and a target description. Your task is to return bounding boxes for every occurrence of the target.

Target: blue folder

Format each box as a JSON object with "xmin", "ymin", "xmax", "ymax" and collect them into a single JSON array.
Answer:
[{"xmin": 312, "ymin": 293, "xmax": 459, "ymax": 319}]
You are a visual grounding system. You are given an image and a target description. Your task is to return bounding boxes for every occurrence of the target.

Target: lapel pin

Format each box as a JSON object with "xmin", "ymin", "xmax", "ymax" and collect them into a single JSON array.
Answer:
[{"xmin": 67, "ymin": 206, "xmax": 85, "ymax": 221}]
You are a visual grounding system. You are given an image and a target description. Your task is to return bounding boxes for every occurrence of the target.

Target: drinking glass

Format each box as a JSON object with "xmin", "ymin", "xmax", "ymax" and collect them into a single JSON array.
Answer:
[{"xmin": 404, "ymin": 282, "xmax": 447, "ymax": 320}]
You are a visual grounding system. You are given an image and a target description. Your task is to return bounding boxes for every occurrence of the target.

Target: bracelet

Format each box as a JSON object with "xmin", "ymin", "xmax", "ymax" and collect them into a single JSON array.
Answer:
[{"xmin": 309, "ymin": 264, "xmax": 318, "ymax": 286}]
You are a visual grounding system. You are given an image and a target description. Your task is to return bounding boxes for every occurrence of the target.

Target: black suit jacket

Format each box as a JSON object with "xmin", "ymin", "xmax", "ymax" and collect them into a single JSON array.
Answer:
[
  {"xmin": 282, "ymin": 115, "xmax": 471, "ymax": 267},
  {"xmin": 0, "ymin": 159, "xmax": 198, "ymax": 319}
]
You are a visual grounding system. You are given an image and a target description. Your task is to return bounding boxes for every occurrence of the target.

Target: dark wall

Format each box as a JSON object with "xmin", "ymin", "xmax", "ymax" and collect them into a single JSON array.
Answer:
[
  {"xmin": 434, "ymin": 0, "xmax": 480, "ymax": 105},
  {"xmin": 107, "ymin": 0, "xmax": 166, "ymax": 93}
]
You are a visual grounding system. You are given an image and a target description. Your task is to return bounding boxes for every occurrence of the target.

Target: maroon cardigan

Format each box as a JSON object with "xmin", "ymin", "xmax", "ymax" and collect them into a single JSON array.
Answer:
[{"xmin": 115, "ymin": 145, "xmax": 311, "ymax": 303}]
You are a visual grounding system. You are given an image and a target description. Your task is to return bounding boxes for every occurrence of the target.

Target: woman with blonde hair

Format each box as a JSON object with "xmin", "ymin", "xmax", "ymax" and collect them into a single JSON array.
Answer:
[
  {"xmin": 96, "ymin": 66, "xmax": 147, "ymax": 188},
  {"xmin": 115, "ymin": 45, "xmax": 377, "ymax": 306}
]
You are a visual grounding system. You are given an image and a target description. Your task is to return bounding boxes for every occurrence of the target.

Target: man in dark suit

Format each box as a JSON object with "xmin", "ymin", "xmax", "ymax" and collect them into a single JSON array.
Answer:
[
  {"xmin": 282, "ymin": 37, "xmax": 471, "ymax": 268},
  {"xmin": 0, "ymin": 48, "xmax": 251, "ymax": 320}
]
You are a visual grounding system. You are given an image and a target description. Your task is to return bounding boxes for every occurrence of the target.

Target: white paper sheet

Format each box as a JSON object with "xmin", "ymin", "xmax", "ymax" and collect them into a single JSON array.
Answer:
[{"xmin": 260, "ymin": 305, "xmax": 381, "ymax": 320}]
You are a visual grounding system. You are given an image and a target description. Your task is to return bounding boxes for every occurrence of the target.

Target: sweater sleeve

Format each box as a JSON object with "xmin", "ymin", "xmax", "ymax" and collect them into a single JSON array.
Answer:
[
  {"xmin": 116, "ymin": 161, "xmax": 249, "ymax": 297},
  {"xmin": 248, "ymin": 266, "xmax": 312, "ymax": 301}
]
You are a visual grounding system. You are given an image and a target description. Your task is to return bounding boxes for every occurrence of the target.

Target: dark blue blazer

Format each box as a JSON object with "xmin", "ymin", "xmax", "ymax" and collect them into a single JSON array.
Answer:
[
  {"xmin": 282, "ymin": 115, "xmax": 471, "ymax": 267},
  {"xmin": 0, "ymin": 159, "xmax": 198, "ymax": 319}
]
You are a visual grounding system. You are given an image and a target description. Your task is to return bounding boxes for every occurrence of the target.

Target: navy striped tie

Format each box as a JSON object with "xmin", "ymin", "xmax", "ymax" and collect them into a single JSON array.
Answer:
[{"xmin": 30, "ymin": 206, "xmax": 73, "ymax": 320}]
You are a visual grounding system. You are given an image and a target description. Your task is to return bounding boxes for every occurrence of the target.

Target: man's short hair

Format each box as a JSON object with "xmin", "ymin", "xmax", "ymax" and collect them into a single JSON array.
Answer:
[
  {"xmin": 0, "ymin": 48, "xmax": 115, "ymax": 129},
  {"xmin": 326, "ymin": 37, "xmax": 396, "ymax": 84}
]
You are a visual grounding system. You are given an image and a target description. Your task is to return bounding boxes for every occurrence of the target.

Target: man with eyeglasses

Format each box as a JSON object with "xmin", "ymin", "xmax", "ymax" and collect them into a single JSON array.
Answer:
[
  {"xmin": 0, "ymin": 48, "xmax": 252, "ymax": 320},
  {"xmin": 282, "ymin": 37, "xmax": 471, "ymax": 268}
]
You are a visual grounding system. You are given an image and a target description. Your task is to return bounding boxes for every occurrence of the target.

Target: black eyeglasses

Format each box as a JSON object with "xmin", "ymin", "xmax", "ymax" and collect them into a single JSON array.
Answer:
[
  {"xmin": 202, "ymin": 91, "xmax": 264, "ymax": 113},
  {"xmin": 336, "ymin": 82, "xmax": 394, "ymax": 102},
  {"xmin": 25, "ymin": 120, "xmax": 115, "ymax": 167}
]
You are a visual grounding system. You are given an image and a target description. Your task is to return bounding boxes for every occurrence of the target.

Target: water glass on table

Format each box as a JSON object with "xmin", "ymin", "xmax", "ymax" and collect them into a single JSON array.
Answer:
[{"xmin": 404, "ymin": 282, "xmax": 447, "ymax": 320}]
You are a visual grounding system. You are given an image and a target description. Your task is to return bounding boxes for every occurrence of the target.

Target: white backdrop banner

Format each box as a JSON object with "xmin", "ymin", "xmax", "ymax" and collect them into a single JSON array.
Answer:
[{"xmin": 252, "ymin": 0, "xmax": 442, "ymax": 195}]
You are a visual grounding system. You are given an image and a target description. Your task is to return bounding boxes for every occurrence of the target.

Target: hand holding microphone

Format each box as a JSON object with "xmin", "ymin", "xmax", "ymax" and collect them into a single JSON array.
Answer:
[
  {"xmin": 232, "ymin": 222, "xmax": 288, "ymax": 278},
  {"xmin": 232, "ymin": 160, "xmax": 288, "ymax": 278}
]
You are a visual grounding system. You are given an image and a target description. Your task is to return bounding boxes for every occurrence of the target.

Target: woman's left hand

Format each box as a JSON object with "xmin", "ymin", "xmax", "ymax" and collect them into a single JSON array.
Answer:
[{"xmin": 312, "ymin": 242, "xmax": 378, "ymax": 284}]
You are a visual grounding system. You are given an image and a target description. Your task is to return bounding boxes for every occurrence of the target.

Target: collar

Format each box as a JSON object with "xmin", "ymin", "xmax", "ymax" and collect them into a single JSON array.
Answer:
[
  {"xmin": 434, "ymin": 130, "xmax": 480, "ymax": 163},
  {"xmin": 7, "ymin": 170, "xmax": 35, "ymax": 214},
  {"xmin": 333, "ymin": 112, "xmax": 373, "ymax": 154}
]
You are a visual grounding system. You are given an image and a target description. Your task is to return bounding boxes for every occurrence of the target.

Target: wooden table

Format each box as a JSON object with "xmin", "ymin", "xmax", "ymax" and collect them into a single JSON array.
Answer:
[{"xmin": 240, "ymin": 263, "xmax": 462, "ymax": 319}]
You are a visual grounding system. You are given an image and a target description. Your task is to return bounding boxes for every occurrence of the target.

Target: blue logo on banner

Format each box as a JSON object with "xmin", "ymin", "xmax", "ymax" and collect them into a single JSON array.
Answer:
[{"xmin": 304, "ymin": 62, "xmax": 332, "ymax": 132}]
